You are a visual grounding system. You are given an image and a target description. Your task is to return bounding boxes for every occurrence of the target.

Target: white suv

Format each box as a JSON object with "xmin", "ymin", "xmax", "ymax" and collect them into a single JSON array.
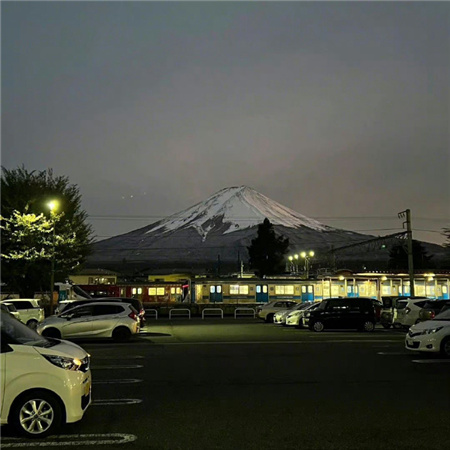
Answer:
[
  {"xmin": 399, "ymin": 298, "xmax": 435, "ymax": 328},
  {"xmin": 0, "ymin": 299, "xmax": 45, "ymax": 329},
  {"xmin": 1, "ymin": 310, "xmax": 91, "ymax": 437}
]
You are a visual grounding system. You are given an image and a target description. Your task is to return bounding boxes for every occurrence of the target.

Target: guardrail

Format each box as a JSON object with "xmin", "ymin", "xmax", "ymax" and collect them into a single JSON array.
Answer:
[
  {"xmin": 169, "ymin": 308, "xmax": 191, "ymax": 319},
  {"xmin": 234, "ymin": 307, "xmax": 256, "ymax": 319},
  {"xmin": 202, "ymin": 308, "xmax": 224, "ymax": 319},
  {"xmin": 145, "ymin": 309, "xmax": 158, "ymax": 320}
]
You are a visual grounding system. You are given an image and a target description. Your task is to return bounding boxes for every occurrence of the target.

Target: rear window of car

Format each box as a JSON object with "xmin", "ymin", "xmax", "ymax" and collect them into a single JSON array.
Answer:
[{"xmin": 396, "ymin": 301, "xmax": 408, "ymax": 310}]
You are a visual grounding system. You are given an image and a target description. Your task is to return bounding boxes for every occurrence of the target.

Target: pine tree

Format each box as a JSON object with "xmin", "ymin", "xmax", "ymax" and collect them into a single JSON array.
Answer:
[{"xmin": 247, "ymin": 218, "xmax": 290, "ymax": 277}]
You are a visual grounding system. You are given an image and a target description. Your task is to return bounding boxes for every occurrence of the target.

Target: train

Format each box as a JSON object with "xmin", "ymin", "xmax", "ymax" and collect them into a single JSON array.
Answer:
[{"xmin": 76, "ymin": 273, "xmax": 450, "ymax": 305}]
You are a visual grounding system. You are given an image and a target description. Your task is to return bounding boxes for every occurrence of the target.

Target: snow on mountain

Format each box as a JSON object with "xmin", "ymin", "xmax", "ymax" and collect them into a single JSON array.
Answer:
[{"xmin": 146, "ymin": 186, "xmax": 329, "ymax": 239}]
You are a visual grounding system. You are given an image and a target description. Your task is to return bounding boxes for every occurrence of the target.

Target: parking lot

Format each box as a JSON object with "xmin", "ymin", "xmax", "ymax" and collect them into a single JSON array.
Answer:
[{"xmin": 2, "ymin": 320, "xmax": 449, "ymax": 450}]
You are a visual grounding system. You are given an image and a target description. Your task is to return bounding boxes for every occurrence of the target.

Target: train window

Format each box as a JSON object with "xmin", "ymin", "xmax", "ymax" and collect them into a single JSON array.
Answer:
[
  {"xmin": 308, "ymin": 286, "xmax": 313, "ymax": 293},
  {"xmin": 263, "ymin": 285, "xmax": 268, "ymax": 294},
  {"xmin": 210, "ymin": 286, "xmax": 216, "ymax": 294},
  {"xmin": 132, "ymin": 288, "xmax": 137, "ymax": 295},
  {"xmin": 217, "ymin": 286, "xmax": 222, "ymax": 294},
  {"xmin": 275, "ymin": 285, "xmax": 294, "ymax": 295},
  {"xmin": 256, "ymin": 286, "xmax": 261, "ymax": 294},
  {"xmin": 148, "ymin": 288, "xmax": 156, "ymax": 296},
  {"xmin": 156, "ymin": 287, "xmax": 165, "ymax": 296},
  {"xmin": 302, "ymin": 286, "xmax": 307, "ymax": 293},
  {"xmin": 230, "ymin": 285, "xmax": 249, "ymax": 295},
  {"xmin": 170, "ymin": 287, "xmax": 182, "ymax": 294},
  {"xmin": 137, "ymin": 288, "xmax": 142, "ymax": 295}
]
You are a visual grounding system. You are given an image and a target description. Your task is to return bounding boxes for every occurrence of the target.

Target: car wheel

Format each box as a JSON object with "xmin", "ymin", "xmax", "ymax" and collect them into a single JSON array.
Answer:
[
  {"xmin": 382, "ymin": 323, "xmax": 391, "ymax": 329},
  {"xmin": 440, "ymin": 337, "xmax": 450, "ymax": 358},
  {"xmin": 265, "ymin": 314, "xmax": 274, "ymax": 323},
  {"xmin": 26, "ymin": 319, "xmax": 38, "ymax": 330},
  {"xmin": 42, "ymin": 328, "xmax": 61, "ymax": 339},
  {"xmin": 312, "ymin": 321, "xmax": 324, "ymax": 332},
  {"xmin": 112, "ymin": 327, "xmax": 131, "ymax": 342},
  {"xmin": 10, "ymin": 390, "xmax": 62, "ymax": 438},
  {"xmin": 362, "ymin": 321, "xmax": 375, "ymax": 332}
]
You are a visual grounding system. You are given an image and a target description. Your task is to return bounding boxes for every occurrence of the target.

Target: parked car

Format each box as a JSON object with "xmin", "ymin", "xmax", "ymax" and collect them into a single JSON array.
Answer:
[
  {"xmin": 56, "ymin": 297, "xmax": 146, "ymax": 327},
  {"xmin": 0, "ymin": 310, "xmax": 91, "ymax": 437},
  {"xmin": 273, "ymin": 302, "xmax": 311, "ymax": 325},
  {"xmin": 399, "ymin": 298, "xmax": 437, "ymax": 328},
  {"xmin": 256, "ymin": 300, "xmax": 299, "ymax": 323},
  {"xmin": 37, "ymin": 302, "xmax": 140, "ymax": 342},
  {"xmin": 285, "ymin": 302, "xmax": 321, "ymax": 328},
  {"xmin": 405, "ymin": 308, "xmax": 450, "ymax": 357},
  {"xmin": 417, "ymin": 300, "xmax": 450, "ymax": 323},
  {"xmin": 0, "ymin": 302, "xmax": 21, "ymax": 321},
  {"xmin": 304, "ymin": 297, "xmax": 377, "ymax": 332},
  {"xmin": 0, "ymin": 299, "xmax": 45, "ymax": 329},
  {"xmin": 391, "ymin": 297, "xmax": 429, "ymax": 329}
]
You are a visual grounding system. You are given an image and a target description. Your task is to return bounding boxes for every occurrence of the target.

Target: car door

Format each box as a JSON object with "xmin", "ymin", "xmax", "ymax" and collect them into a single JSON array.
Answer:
[
  {"xmin": 91, "ymin": 304, "xmax": 124, "ymax": 337},
  {"xmin": 323, "ymin": 298, "xmax": 347, "ymax": 328},
  {"xmin": 60, "ymin": 305, "xmax": 94, "ymax": 338}
]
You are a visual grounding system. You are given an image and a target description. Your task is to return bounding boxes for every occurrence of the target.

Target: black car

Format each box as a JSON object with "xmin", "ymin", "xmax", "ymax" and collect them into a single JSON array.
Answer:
[{"xmin": 304, "ymin": 297, "xmax": 377, "ymax": 332}]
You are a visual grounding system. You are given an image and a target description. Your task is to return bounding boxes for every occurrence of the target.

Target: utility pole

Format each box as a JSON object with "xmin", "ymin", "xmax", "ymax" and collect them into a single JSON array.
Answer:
[{"xmin": 398, "ymin": 209, "xmax": 415, "ymax": 296}]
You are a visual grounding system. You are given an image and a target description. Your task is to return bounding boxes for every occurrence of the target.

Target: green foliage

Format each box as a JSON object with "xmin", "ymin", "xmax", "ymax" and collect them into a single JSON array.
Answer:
[
  {"xmin": 247, "ymin": 218, "xmax": 290, "ymax": 277},
  {"xmin": 1, "ymin": 166, "xmax": 93, "ymax": 297},
  {"xmin": 388, "ymin": 239, "xmax": 433, "ymax": 271}
]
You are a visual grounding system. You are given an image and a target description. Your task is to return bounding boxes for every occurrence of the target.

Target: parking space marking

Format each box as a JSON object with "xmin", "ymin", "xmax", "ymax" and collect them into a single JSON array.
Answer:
[
  {"xmin": 92, "ymin": 364, "xmax": 143, "ymax": 369},
  {"xmin": 93, "ymin": 379, "xmax": 143, "ymax": 384},
  {"xmin": 0, "ymin": 433, "xmax": 137, "ymax": 447},
  {"xmin": 377, "ymin": 352, "xmax": 409, "ymax": 355},
  {"xmin": 412, "ymin": 359, "xmax": 450, "ymax": 364},
  {"xmin": 92, "ymin": 398, "xmax": 143, "ymax": 405}
]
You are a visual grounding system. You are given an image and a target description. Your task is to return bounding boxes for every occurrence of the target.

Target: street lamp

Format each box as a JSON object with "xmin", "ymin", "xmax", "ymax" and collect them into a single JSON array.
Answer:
[
  {"xmin": 48, "ymin": 200, "xmax": 59, "ymax": 312},
  {"xmin": 300, "ymin": 250, "xmax": 315, "ymax": 279}
]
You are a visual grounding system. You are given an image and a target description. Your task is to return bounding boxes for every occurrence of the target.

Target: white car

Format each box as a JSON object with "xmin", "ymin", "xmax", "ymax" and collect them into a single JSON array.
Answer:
[
  {"xmin": 1, "ymin": 310, "xmax": 91, "ymax": 437},
  {"xmin": 273, "ymin": 302, "xmax": 311, "ymax": 325},
  {"xmin": 405, "ymin": 308, "xmax": 450, "ymax": 357},
  {"xmin": 0, "ymin": 299, "xmax": 45, "ymax": 329},
  {"xmin": 399, "ymin": 298, "xmax": 435, "ymax": 328},
  {"xmin": 286, "ymin": 302, "xmax": 321, "ymax": 327},
  {"xmin": 256, "ymin": 301, "xmax": 299, "ymax": 323},
  {"xmin": 37, "ymin": 301, "xmax": 140, "ymax": 341}
]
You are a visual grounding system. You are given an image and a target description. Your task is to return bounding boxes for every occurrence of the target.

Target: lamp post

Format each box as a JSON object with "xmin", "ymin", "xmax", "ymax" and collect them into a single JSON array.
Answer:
[
  {"xmin": 48, "ymin": 200, "xmax": 59, "ymax": 313},
  {"xmin": 300, "ymin": 250, "xmax": 315, "ymax": 279}
]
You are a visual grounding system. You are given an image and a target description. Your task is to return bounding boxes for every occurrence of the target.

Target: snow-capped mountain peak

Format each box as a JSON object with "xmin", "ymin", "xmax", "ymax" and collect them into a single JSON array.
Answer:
[{"xmin": 146, "ymin": 186, "xmax": 329, "ymax": 239}]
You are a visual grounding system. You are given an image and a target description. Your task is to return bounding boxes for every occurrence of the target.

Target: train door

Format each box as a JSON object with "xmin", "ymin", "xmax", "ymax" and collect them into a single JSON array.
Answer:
[
  {"xmin": 301, "ymin": 285, "xmax": 314, "ymax": 302},
  {"xmin": 256, "ymin": 285, "xmax": 269, "ymax": 303},
  {"xmin": 209, "ymin": 285, "xmax": 223, "ymax": 303},
  {"xmin": 347, "ymin": 285, "xmax": 357, "ymax": 297},
  {"xmin": 441, "ymin": 285, "xmax": 449, "ymax": 300}
]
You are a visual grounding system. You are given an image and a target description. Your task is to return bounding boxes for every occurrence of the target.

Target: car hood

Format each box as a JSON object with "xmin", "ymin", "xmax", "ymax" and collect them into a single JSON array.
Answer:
[
  {"xmin": 33, "ymin": 338, "xmax": 89, "ymax": 359},
  {"xmin": 40, "ymin": 316, "xmax": 65, "ymax": 325},
  {"xmin": 410, "ymin": 319, "xmax": 450, "ymax": 331}
]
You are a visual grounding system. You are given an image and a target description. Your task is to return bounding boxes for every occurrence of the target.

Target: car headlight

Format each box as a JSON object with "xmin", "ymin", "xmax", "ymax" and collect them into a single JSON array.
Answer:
[
  {"xmin": 304, "ymin": 312, "xmax": 311, "ymax": 318},
  {"xmin": 43, "ymin": 354, "xmax": 83, "ymax": 371},
  {"xmin": 421, "ymin": 326, "xmax": 443, "ymax": 335}
]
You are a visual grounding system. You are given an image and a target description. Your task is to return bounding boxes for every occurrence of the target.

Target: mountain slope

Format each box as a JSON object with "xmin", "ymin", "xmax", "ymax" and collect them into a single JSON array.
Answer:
[{"xmin": 88, "ymin": 186, "xmax": 376, "ymax": 272}]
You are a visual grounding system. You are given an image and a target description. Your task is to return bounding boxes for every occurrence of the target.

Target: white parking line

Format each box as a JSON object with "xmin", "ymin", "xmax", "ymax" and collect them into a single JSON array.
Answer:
[
  {"xmin": 92, "ymin": 399, "xmax": 143, "ymax": 405},
  {"xmin": 412, "ymin": 359, "xmax": 450, "ymax": 364},
  {"xmin": 92, "ymin": 364, "xmax": 143, "ymax": 369},
  {"xmin": 93, "ymin": 379, "xmax": 143, "ymax": 384},
  {"xmin": 0, "ymin": 433, "xmax": 137, "ymax": 447}
]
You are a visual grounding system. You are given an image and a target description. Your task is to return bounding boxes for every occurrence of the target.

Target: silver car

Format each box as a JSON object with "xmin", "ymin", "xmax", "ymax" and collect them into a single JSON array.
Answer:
[
  {"xmin": 273, "ymin": 302, "xmax": 312, "ymax": 325},
  {"xmin": 37, "ymin": 302, "xmax": 140, "ymax": 342}
]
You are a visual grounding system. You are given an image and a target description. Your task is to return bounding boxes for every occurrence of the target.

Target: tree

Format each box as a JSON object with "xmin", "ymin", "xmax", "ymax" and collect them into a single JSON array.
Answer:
[
  {"xmin": 388, "ymin": 239, "xmax": 433, "ymax": 271},
  {"xmin": 247, "ymin": 218, "xmax": 290, "ymax": 277},
  {"xmin": 443, "ymin": 228, "xmax": 450, "ymax": 248},
  {"xmin": 1, "ymin": 166, "xmax": 93, "ymax": 297}
]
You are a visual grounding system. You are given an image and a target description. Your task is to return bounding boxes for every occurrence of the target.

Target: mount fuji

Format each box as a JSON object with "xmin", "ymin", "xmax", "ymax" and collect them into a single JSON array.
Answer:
[{"xmin": 88, "ymin": 186, "xmax": 380, "ymax": 274}]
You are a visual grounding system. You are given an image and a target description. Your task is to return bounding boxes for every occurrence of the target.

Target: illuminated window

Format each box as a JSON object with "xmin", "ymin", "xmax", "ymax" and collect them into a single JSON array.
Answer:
[
  {"xmin": 171, "ymin": 288, "xmax": 175, "ymax": 294},
  {"xmin": 263, "ymin": 285, "xmax": 268, "ymax": 294},
  {"xmin": 308, "ymin": 286, "xmax": 313, "ymax": 293},
  {"xmin": 256, "ymin": 286, "xmax": 261, "ymax": 293},
  {"xmin": 156, "ymin": 287, "xmax": 165, "ymax": 296},
  {"xmin": 132, "ymin": 288, "xmax": 137, "ymax": 295},
  {"xmin": 217, "ymin": 286, "xmax": 222, "ymax": 293},
  {"xmin": 275, "ymin": 285, "xmax": 294, "ymax": 295},
  {"xmin": 302, "ymin": 286, "xmax": 307, "ymax": 293},
  {"xmin": 176, "ymin": 287, "xmax": 182, "ymax": 294},
  {"xmin": 210, "ymin": 286, "xmax": 215, "ymax": 294},
  {"xmin": 137, "ymin": 288, "xmax": 142, "ymax": 295},
  {"xmin": 148, "ymin": 288, "xmax": 156, "ymax": 296},
  {"xmin": 443, "ymin": 286, "xmax": 448, "ymax": 294},
  {"xmin": 230, "ymin": 285, "xmax": 249, "ymax": 295}
]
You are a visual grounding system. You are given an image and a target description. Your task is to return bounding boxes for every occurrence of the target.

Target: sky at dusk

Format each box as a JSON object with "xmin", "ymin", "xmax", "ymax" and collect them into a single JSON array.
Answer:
[{"xmin": 2, "ymin": 1, "xmax": 449, "ymax": 245}]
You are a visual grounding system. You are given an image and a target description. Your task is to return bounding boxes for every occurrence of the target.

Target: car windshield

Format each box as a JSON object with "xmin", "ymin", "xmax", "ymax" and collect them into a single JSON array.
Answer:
[
  {"xmin": 0, "ymin": 310, "xmax": 55, "ymax": 347},
  {"xmin": 433, "ymin": 309, "xmax": 450, "ymax": 321}
]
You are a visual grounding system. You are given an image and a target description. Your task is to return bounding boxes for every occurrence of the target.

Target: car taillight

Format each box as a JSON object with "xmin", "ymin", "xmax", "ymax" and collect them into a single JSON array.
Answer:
[
  {"xmin": 430, "ymin": 311, "xmax": 435, "ymax": 319},
  {"xmin": 128, "ymin": 311, "xmax": 138, "ymax": 321},
  {"xmin": 405, "ymin": 307, "xmax": 411, "ymax": 314}
]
